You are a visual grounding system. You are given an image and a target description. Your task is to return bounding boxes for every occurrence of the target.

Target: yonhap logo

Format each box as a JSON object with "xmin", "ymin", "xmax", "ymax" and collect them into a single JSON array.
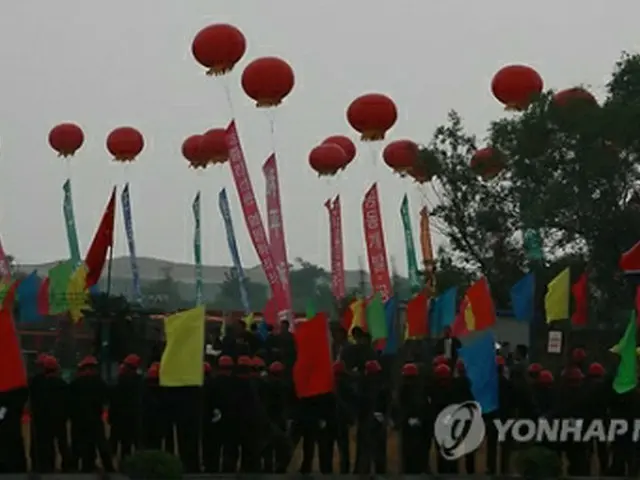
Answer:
[{"xmin": 434, "ymin": 401, "xmax": 485, "ymax": 460}]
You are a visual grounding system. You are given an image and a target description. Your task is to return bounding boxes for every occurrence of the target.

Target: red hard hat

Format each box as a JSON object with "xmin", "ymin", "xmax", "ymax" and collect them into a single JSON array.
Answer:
[
  {"xmin": 527, "ymin": 363, "xmax": 543, "ymax": 374},
  {"xmin": 269, "ymin": 361, "xmax": 285, "ymax": 374},
  {"xmin": 455, "ymin": 359, "xmax": 466, "ymax": 373},
  {"xmin": 588, "ymin": 362, "xmax": 605, "ymax": 377},
  {"xmin": 432, "ymin": 355, "xmax": 448, "ymax": 366},
  {"xmin": 563, "ymin": 366, "xmax": 584, "ymax": 381},
  {"xmin": 147, "ymin": 362, "xmax": 160, "ymax": 379},
  {"xmin": 571, "ymin": 348, "xmax": 586, "ymax": 363},
  {"xmin": 434, "ymin": 364, "xmax": 452, "ymax": 378},
  {"xmin": 123, "ymin": 354, "xmax": 141, "ymax": 368},
  {"xmin": 332, "ymin": 360, "xmax": 346, "ymax": 374},
  {"xmin": 253, "ymin": 356, "xmax": 266, "ymax": 368},
  {"xmin": 118, "ymin": 364, "xmax": 127, "ymax": 376},
  {"xmin": 237, "ymin": 355, "xmax": 253, "ymax": 367},
  {"xmin": 538, "ymin": 370, "xmax": 554, "ymax": 384},
  {"xmin": 78, "ymin": 355, "xmax": 98, "ymax": 368},
  {"xmin": 43, "ymin": 356, "xmax": 59, "ymax": 372},
  {"xmin": 36, "ymin": 353, "xmax": 50, "ymax": 365},
  {"xmin": 401, "ymin": 363, "xmax": 419, "ymax": 377},
  {"xmin": 203, "ymin": 362, "xmax": 212, "ymax": 374},
  {"xmin": 218, "ymin": 355, "xmax": 234, "ymax": 368},
  {"xmin": 364, "ymin": 360, "xmax": 382, "ymax": 374},
  {"xmin": 496, "ymin": 355, "xmax": 506, "ymax": 366}
]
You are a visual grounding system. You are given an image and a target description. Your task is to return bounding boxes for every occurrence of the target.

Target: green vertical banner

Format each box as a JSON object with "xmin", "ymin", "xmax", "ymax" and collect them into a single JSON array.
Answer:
[
  {"xmin": 523, "ymin": 228, "xmax": 544, "ymax": 263},
  {"xmin": 400, "ymin": 194, "xmax": 421, "ymax": 294},
  {"xmin": 62, "ymin": 179, "xmax": 81, "ymax": 265},
  {"xmin": 192, "ymin": 191, "xmax": 203, "ymax": 305}
]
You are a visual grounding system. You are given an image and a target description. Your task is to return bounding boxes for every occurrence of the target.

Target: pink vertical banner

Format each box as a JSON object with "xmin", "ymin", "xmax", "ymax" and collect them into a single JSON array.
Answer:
[
  {"xmin": 0, "ymin": 237, "xmax": 12, "ymax": 282},
  {"xmin": 225, "ymin": 121, "xmax": 287, "ymax": 313},
  {"xmin": 325, "ymin": 195, "xmax": 346, "ymax": 299},
  {"xmin": 362, "ymin": 183, "xmax": 392, "ymax": 301},
  {"xmin": 263, "ymin": 154, "xmax": 292, "ymax": 318}
]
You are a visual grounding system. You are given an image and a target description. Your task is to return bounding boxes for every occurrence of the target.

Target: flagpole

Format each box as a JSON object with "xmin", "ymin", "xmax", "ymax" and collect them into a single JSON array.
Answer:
[{"xmin": 103, "ymin": 245, "xmax": 114, "ymax": 382}]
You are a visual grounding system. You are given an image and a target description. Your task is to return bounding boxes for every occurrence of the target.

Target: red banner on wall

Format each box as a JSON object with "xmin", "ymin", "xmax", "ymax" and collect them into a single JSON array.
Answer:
[
  {"xmin": 225, "ymin": 121, "xmax": 287, "ymax": 313},
  {"xmin": 362, "ymin": 183, "xmax": 392, "ymax": 301},
  {"xmin": 263, "ymin": 154, "xmax": 292, "ymax": 319}
]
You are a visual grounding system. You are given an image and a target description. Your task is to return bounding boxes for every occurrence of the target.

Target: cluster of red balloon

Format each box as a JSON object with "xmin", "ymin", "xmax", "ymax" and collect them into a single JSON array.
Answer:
[
  {"xmin": 181, "ymin": 129, "xmax": 229, "ymax": 171},
  {"xmin": 49, "ymin": 123, "xmax": 144, "ymax": 163}
]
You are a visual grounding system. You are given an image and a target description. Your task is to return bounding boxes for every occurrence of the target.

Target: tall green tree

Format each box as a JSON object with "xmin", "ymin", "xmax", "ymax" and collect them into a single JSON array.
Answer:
[
  {"xmin": 288, "ymin": 258, "xmax": 334, "ymax": 313},
  {"xmin": 213, "ymin": 267, "xmax": 268, "ymax": 312}
]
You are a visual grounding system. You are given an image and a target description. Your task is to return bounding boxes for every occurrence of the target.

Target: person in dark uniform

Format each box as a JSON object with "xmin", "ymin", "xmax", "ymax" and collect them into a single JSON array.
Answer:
[
  {"xmin": 399, "ymin": 362, "xmax": 427, "ymax": 474},
  {"xmin": 430, "ymin": 363, "xmax": 458, "ymax": 474},
  {"xmin": 262, "ymin": 361, "xmax": 290, "ymax": 473},
  {"xmin": 484, "ymin": 355, "xmax": 515, "ymax": 476},
  {"xmin": 585, "ymin": 361, "xmax": 610, "ymax": 476},
  {"xmin": 332, "ymin": 360, "xmax": 356, "ymax": 474},
  {"xmin": 69, "ymin": 356, "xmax": 113, "ymax": 473},
  {"xmin": 141, "ymin": 362, "xmax": 172, "ymax": 451},
  {"xmin": 434, "ymin": 327, "xmax": 462, "ymax": 365},
  {"xmin": 30, "ymin": 355, "xmax": 72, "ymax": 473},
  {"xmin": 454, "ymin": 359, "xmax": 477, "ymax": 474},
  {"xmin": 206, "ymin": 355, "xmax": 234, "ymax": 473},
  {"xmin": 0, "ymin": 386, "xmax": 28, "ymax": 473},
  {"xmin": 109, "ymin": 353, "xmax": 143, "ymax": 462}
]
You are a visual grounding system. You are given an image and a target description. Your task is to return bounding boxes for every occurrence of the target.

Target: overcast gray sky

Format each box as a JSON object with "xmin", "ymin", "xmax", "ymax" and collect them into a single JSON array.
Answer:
[{"xmin": 0, "ymin": 1, "xmax": 635, "ymax": 274}]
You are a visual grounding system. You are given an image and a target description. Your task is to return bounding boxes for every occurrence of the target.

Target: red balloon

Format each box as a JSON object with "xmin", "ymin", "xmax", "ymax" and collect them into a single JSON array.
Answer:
[
  {"xmin": 309, "ymin": 144, "xmax": 348, "ymax": 177},
  {"xmin": 182, "ymin": 135, "xmax": 209, "ymax": 168},
  {"xmin": 347, "ymin": 93, "xmax": 397, "ymax": 141},
  {"xmin": 106, "ymin": 127, "xmax": 144, "ymax": 163},
  {"xmin": 383, "ymin": 140, "xmax": 418, "ymax": 175},
  {"xmin": 552, "ymin": 87, "xmax": 597, "ymax": 107},
  {"xmin": 470, "ymin": 147, "xmax": 505, "ymax": 181},
  {"xmin": 322, "ymin": 135, "xmax": 356, "ymax": 164},
  {"xmin": 192, "ymin": 24, "xmax": 246, "ymax": 76},
  {"xmin": 200, "ymin": 128, "xmax": 229, "ymax": 165},
  {"xmin": 491, "ymin": 65, "xmax": 543, "ymax": 111},
  {"xmin": 49, "ymin": 123, "xmax": 84, "ymax": 157},
  {"xmin": 241, "ymin": 57, "xmax": 295, "ymax": 108}
]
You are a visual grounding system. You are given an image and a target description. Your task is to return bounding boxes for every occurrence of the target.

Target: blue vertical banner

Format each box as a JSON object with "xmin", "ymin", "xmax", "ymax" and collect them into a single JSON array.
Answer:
[
  {"xmin": 193, "ymin": 191, "xmax": 203, "ymax": 306},
  {"xmin": 121, "ymin": 183, "xmax": 143, "ymax": 304},
  {"xmin": 218, "ymin": 188, "xmax": 251, "ymax": 313}
]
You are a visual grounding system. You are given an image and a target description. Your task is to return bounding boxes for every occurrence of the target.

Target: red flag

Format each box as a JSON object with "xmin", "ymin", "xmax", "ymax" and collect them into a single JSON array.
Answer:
[
  {"xmin": 85, "ymin": 188, "xmax": 116, "ymax": 287},
  {"xmin": 620, "ymin": 240, "xmax": 640, "ymax": 273},
  {"xmin": 571, "ymin": 272, "xmax": 588, "ymax": 326},
  {"xmin": 37, "ymin": 277, "xmax": 50, "ymax": 315},
  {"xmin": 406, "ymin": 291, "xmax": 429, "ymax": 337},
  {"xmin": 466, "ymin": 277, "xmax": 496, "ymax": 331},
  {"xmin": 293, "ymin": 312, "xmax": 333, "ymax": 398},
  {"xmin": 0, "ymin": 280, "xmax": 27, "ymax": 392},
  {"xmin": 263, "ymin": 296, "xmax": 278, "ymax": 327}
]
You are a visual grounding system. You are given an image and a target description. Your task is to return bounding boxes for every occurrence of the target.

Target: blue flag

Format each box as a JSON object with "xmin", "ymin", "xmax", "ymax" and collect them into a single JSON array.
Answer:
[
  {"xmin": 510, "ymin": 273, "xmax": 534, "ymax": 322},
  {"xmin": 17, "ymin": 271, "xmax": 43, "ymax": 323},
  {"xmin": 383, "ymin": 297, "xmax": 398, "ymax": 354},
  {"xmin": 121, "ymin": 183, "xmax": 143, "ymax": 304},
  {"xmin": 430, "ymin": 287, "xmax": 457, "ymax": 335},
  {"xmin": 459, "ymin": 331, "xmax": 499, "ymax": 413}
]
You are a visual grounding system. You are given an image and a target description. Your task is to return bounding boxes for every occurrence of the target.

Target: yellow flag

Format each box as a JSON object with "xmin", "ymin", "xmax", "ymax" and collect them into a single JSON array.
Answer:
[
  {"xmin": 243, "ymin": 313, "xmax": 254, "ymax": 330},
  {"xmin": 67, "ymin": 264, "xmax": 90, "ymax": 323},
  {"xmin": 463, "ymin": 296, "xmax": 475, "ymax": 330},
  {"xmin": 545, "ymin": 267, "xmax": 570, "ymax": 323},
  {"xmin": 160, "ymin": 306, "xmax": 205, "ymax": 387},
  {"xmin": 348, "ymin": 299, "xmax": 365, "ymax": 340}
]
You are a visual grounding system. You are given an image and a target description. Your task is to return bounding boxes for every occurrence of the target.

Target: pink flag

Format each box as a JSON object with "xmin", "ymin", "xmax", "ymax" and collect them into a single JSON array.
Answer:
[
  {"xmin": 225, "ymin": 121, "xmax": 287, "ymax": 314},
  {"xmin": 326, "ymin": 196, "xmax": 345, "ymax": 299},
  {"xmin": 362, "ymin": 184, "xmax": 392, "ymax": 301},
  {"xmin": 0, "ymin": 236, "xmax": 11, "ymax": 282},
  {"xmin": 263, "ymin": 155, "xmax": 292, "ymax": 319}
]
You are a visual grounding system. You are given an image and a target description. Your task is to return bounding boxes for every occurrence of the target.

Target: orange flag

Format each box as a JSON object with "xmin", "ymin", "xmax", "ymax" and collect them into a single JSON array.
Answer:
[{"xmin": 293, "ymin": 312, "xmax": 334, "ymax": 398}]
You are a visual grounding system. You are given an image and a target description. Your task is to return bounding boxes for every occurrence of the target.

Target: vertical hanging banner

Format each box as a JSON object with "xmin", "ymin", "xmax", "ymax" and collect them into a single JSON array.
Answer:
[
  {"xmin": 218, "ymin": 188, "xmax": 251, "ymax": 313},
  {"xmin": 262, "ymin": 155, "xmax": 292, "ymax": 316},
  {"xmin": 420, "ymin": 206, "xmax": 436, "ymax": 292},
  {"xmin": 325, "ymin": 199, "xmax": 338, "ymax": 298},
  {"xmin": 362, "ymin": 184, "xmax": 392, "ymax": 301},
  {"xmin": 0, "ymin": 236, "xmax": 12, "ymax": 282},
  {"xmin": 192, "ymin": 192, "xmax": 203, "ymax": 305},
  {"xmin": 332, "ymin": 196, "xmax": 346, "ymax": 299},
  {"xmin": 400, "ymin": 195, "xmax": 421, "ymax": 293},
  {"xmin": 62, "ymin": 179, "xmax": 81, "ymax": 264},
  {"xmin": 121, "ymin": 183, "xmax": 143, "ymax": 304},
  {"xmin": 225, "ymin": 121, "xmax": 287, "ymax": 314}
]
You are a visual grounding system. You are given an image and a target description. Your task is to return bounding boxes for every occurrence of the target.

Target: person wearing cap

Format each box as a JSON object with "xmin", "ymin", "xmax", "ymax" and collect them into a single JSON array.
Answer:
[
  {"xmin": 434, "ymin": 326, "xmax": 462, "ymax": 366},
  {"xmin": 330, "ymin": 360, "xmax": 356, "ymax": 474},
  {"xmin": 30, "ymin": 355, "xmax": 73, "ymax": 473},
  {"xmin": 430, "ymin": 363, "xmax": 458, "ymax": 474},
  {"xmin": 261, "ymin": 361, "xmax": 291, "ymax": 473},
  {"xmin": 140, "ymin": 362, "xmax": 169, "ymax": 451},
  {"xmin": 399, "ymin": 363, "xmax": 426, "ymax": 474},
  {"xmin": 584, "ymin": 362, "xmax": 610, "ymax": 476},
  {"xmin": 109, "ymin": 354, "xmax": 143, "ymax": 462},
  {"xmin": 485, "ymin": 355, "xmax": 516, "ymax": 476},
  {"xmin": 68, "ymin": 356, "xmax": 113, "ymax": 472}
]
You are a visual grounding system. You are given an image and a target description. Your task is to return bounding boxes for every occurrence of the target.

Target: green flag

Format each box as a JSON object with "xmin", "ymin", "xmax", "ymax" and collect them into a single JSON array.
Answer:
[
  {"xmin": 305, "ymin": 300, "xmax": 316, "ymax": 319},
  {"xmin": 366, "ymin": 293, "xmax": 387, "ymax": 341},
  {"xmin": 48, "ymin": 260, "xmax": 75, "ymax": 314},
  {"xmin": 613, "ymin": 311, "xmax": 637, "ymax": 394},
  {"xmin": 400, "ymin": 195, "xmax": 421, "ymax": 294},
  {"xmin": 192, "ymin": 192, "xmax": 203, "ymax": 306},
  {"xmin": 523, "ymin": 229, "xmax": 544, "ymax": 263},
  {"xmin": 63, "ymin": 180, "xmax": 82, "ymax": 265}
]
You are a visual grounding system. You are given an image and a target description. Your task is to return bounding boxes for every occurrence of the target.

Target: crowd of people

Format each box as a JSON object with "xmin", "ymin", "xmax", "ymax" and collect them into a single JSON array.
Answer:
[{"xmin": 0, "ymin": 319, "xmax": 636, "ymax": 476}]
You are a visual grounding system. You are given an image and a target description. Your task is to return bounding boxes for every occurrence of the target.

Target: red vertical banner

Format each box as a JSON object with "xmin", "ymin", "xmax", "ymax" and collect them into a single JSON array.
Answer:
[
  {"xmin": 420, "ymin": 207, "xmax": 434, "ymax": 263},
  {"xmin": 362, "ymin": 183, "xmax": 392, "ymax": 301},
  {"xmin": 263, "ymin": 154, "xmax": 292, "ymax": 319},
  {"xmin": 325, "ymin": 199, "xmax": 337, "ymax": 297},
  {"xmin": 225, "ymin": 121, "xmax": 287, "ymax": 312},
  {"xmin": 332, "ymin": 195, "xmax": 346, "ymax": 299}
]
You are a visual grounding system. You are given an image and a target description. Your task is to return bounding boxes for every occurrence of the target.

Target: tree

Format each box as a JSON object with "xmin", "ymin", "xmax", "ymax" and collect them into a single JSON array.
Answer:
[
  {"xmin": 212, "ymin": 267, "xmax": 268, "ymax": 312},
  {"xmin": 288, "ymin": 258, "xmax": 334, "ymax": 313},
  {"xmin": 143, "ymin": 266, "xmax": 183, "ymax": 310},
  {"xmin": 427, "ymin": 52, "xmax": 640, "ymax": 320}
]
